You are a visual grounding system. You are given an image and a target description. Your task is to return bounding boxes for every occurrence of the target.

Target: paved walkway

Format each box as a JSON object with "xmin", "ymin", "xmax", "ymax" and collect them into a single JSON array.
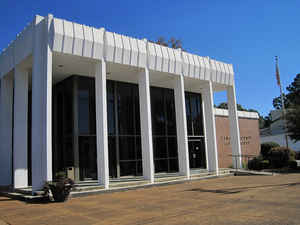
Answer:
[{"xmin": 1, "ymin": 174, "xmax": 300, "ymax": 225}]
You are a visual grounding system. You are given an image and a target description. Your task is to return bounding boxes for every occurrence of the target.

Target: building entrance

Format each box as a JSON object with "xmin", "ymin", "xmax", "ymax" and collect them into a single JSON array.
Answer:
[{"xmin": 188, "ymin": 138, "xmax": 206, "ymax": 169}]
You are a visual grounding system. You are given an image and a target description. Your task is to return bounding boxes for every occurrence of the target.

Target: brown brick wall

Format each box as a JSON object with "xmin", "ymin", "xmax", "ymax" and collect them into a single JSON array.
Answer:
[{"xmin": 215, "ymin": 116, "xmax": 260, "ymax": 168}]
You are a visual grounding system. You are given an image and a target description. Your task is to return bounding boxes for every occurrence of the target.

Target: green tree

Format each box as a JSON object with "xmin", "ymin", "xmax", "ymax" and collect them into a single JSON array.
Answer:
[
  {"xmin": 273, "ymin": 73, "xmax": 300, "ymax": 109},
  {"xmin": 285, "ymin": 74, "xmax": 300, "ymax": 142},
  {"xmin": 154, "ymin": 37, "xmax": 184, "ymax": 50},
  {"xmin": 286, "ymin": 105, "xmax": 300, "ymax": 142},
  {"xmin": 216, "ymin": 102, "xmax": 247, "ymax": 111}
]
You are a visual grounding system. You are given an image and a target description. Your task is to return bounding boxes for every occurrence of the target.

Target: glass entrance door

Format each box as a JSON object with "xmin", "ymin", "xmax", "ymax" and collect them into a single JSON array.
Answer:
[
  {"xmin": 188, "ymin": 138, "xmax": 206, "ymax": 169},
  {"xmin": 79, "ymin": 136, "xmax": 97, "ymax": 181}
]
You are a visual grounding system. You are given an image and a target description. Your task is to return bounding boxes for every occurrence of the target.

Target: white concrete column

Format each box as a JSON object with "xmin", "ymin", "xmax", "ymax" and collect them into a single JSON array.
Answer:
[
  {"xmin": 13, "ymin": 67, "xmax": 29, "ymax": 188},
  {"xmin": 31, "ymin": 15, "xmax": 53, "ymax": 191},
  {"xmin": 0, "ymin": 75, "xmax": 13, "ymax": 186},
  {"xmin": 227, "ymin": 83, "xmax": 242, "ymax": 169},
  {"xmin": 202, "ymin": 81, "xmax": 219, "ymax": 174},
  {"xmin": 95, "ymin": 60, "xmax": 109, "ymax": 189},
  {"xmin": 138, "ymin": 68, "xmax": 154, "ymax": 183},
  {"xmin": 174, "ymin": 75, "xmax": 190, "ymax": 178}
]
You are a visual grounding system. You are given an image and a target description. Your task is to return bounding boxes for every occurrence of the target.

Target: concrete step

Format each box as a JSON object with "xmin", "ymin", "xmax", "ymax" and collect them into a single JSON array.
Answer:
[{"xmin": 0, "ymin": 191, "xmax": 45, "ymax": 202}]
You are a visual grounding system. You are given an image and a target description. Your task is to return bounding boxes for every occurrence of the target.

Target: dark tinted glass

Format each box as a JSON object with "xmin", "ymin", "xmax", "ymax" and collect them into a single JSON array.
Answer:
[
  {"xmin": 154, "ymin": 159, "xmax": 168, "ymax": 173},
  {"xmin": 168, "ymin": 137, "xmax": 178, "ymax": 158},
  {"xmin": 107, "ymin": 81, "xmax": 115, "ymax": 135},
  {"xmin": 185, "ymin": 93, "xmax": 193, "ymax": 135},
  {"xmin": 119, "ymin": 136, "xmax": 135, "ymax": 160},
  {"xmin": 78, "ymin": 90, "xmax": 90, "ymax": 134},
  {"xmin": 108, "ymin": 136, "xmax": 117, "ymax": 178},
  {"xmin": 165, "ymin": 89, "xmax": 177, "ymax": 135},
  {"xmin": 153, "ymin": 137, "xmax": 167, "ymax": 158},
  {"xmin": 185, "ymin": 92, "xmax": 204, "ymax": 136},
  {"xmin": 120, "ymin": 161, "xmax": 136, "ymax": 176},
  {"xmin": 150, "ymin": 87, "xmax": 166, "ymax": 135},
  {"xmin": 169, "ymin": 158, "xmax": 179, "ymax": 172},
  {"xmin": 117, "ymin": 83, "xmax": 134, "ymax": 135}
]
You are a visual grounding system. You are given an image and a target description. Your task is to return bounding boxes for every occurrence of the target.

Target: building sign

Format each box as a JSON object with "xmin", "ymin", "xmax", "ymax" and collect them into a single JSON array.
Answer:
[{"xmin": 220, "ymin": 136, "xmax": 252, "ymax": 146}]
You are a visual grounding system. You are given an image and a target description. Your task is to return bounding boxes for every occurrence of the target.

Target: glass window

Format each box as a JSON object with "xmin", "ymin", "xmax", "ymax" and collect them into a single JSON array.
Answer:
[
  {"xmin": 107, "ymin": 81, "xmax": 115, "ymax": 135},
  {"xmin": 78, "ymin": 90, "xmax": 90, "ymax": 134},
  {"xmin": 169, "ymin": 158, "xmax": 179, "ymax": 172},
  {"xmin": 185, "ymin": 93, "xmax": 193, "ymax": 135},
  {"xmin": 154, "ymin": 159, "xmax": 168, "ymax": 173},
  {"xmin": 119, "ymin": 136, "xmax": 135, "ymax": 161},
  {"xmin": 165, "ymin": 89, "xmax": 177, "ymax": 135},
  {"xmin": 168, "ymin": 137, "xmax": 178, "ymax": 158},
  {"xmin": 151, "ymin": 87, "xmax": 166, "ymax": 136},
  {"xmin": 117, "ymin": 83, "xmax": 135, "ymax": 135},
  {"xmin": 153, "ymin": 137, "xmax": 167, "ymax": 159}
]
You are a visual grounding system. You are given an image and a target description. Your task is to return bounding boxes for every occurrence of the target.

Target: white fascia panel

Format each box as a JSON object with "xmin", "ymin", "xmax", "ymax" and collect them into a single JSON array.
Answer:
[
  {"xmin": 52, "ymin": 18, "xmax": 64, "ymax": 52},
  {"xmin": 113, "ymin": 33, "xmax": 123, "ymax": 64},
  {"xmin": 228, "ymin": 64, "xmax": 234, "ymax": 85},
  {"xmin": 192, "ymin": 54, "xmax": 200, "ymax": 79},
  {"xmin": 129, "ymin": 38, "xmax": 138, "ymax": 67},
  {"xmin": 217, "ymin": 61, "xmax": 224, "ymax": 84},
  {"xmin": 73, "ymin": 23, "xmax": 84, "ymax": 56},
  {"xmin": 174, "ymin": 49, "xmax": 182, "ymax": 75},
  {"xmin": 137, "ymin": 39, "xmax": 147, "ymax": 68},
  {"xmin": 105, "ymin": 31, "xmax": 115, "ymax": 62},
  {"xmin": 181, "ymin": 52, "xmax": 189, "ymax": 77},
  {"xmin": 62, "ymin": 20, "xmax": 74, "ymax": 54},
  {"xmin": 161, "ymin": 46, "xmax": 169, "ymax": 73},
  {"xmin": 82, "ymin": 25, "xmax": 93, "ymax": 58},
  {"xmin": 92, "ymin": 28, "xmax": 104, "ymax": 60},
  {"xmin": 221, "ymin": 63, "xmax": 228, "ymax": 85},
  {"xmin": 223, "ymin": 63, "xmax": 230, "ymax": 85},
  {"xmin": 198, "ymin": 56, "xmax": 205, "ymax": 80},
  {"xmin": 187, "ymin": 53, "xmax": 195, "ymax": 78},
  {"xmin": 147, "ymin": 42, "xmax": 156, "ymax": 71},
  {"xmin": 203, "ymin": 57, "xmax": 211, "ymax": 81},
  {"xmin": 167, "ymin": 47, "xmax": 175, "ymax": 74},
  {"xmin": 210, "ymin": 60, "xmax": 217, "ymax": 82},
  {"xmin": 216, "ymin": 61, "xmax": 223, "ymax": 84},
  {"xmin": 14, "ymin": 24, "xmax": 33, "ymax": 66},
  {"xmin": 122, "ymin": 35, "xmax": 131, "ymax": 65},
  {"xmin": 154, "ymin": 44, "xmax": 163, "ymax": 72}
]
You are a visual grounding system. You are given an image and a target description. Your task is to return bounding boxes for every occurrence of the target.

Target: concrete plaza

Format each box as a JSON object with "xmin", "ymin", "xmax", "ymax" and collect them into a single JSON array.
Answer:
[{"xmin": 1, "ymin": 174, "xmax": 300, "ymax": 225}]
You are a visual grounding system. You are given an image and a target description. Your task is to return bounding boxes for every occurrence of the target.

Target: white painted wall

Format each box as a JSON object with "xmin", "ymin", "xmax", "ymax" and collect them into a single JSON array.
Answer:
[
  {"xmin": 13, "ymin": 67, "xmax": 28, "ymax": 188},
  {"xmin": 0, "ymin": 75, "xmax": 13, "ymax": 186}
]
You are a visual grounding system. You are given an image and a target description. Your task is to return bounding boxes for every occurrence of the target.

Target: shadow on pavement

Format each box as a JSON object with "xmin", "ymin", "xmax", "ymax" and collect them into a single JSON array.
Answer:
[{"xmin": 186, "ymin": 182, "xmax": 300, "ymax": 195}]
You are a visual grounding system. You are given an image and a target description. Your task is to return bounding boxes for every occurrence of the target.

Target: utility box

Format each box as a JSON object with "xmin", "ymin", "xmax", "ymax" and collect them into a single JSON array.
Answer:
[{"xmin": 67, "ymin": 167, "xmax": 75, "ymax": 180}]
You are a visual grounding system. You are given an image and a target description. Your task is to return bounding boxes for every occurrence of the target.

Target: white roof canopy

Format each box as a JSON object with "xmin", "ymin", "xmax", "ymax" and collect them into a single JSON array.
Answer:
[{"xmin": 0, "ymin": 14, "xmax": 235, "ymax": 87}]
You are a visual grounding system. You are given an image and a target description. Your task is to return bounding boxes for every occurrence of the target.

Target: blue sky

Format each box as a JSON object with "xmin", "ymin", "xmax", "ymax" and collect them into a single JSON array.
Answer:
[{"xmin": 1, "ymin": 0, "xmax": 299, "ymax": 116}]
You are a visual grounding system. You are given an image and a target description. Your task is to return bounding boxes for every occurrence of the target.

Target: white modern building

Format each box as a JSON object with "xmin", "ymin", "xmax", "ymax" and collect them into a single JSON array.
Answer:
[{"xmin": 0, "ymin": 14, "xmax": 243, "ymax": 193}]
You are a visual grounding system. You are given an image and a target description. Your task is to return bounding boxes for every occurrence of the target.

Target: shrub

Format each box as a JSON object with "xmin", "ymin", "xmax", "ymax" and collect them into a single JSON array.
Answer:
[
  {"xmin": 289, "ymin": 160, "xmax": 298, "ymax": 170},
  {"xmin": 43, "ymin": 178, "xmax": 74, "ymax": 202},
  {"xmin": 248, "ymin": 156, "xmax": 270, "ymax": 170},
  {"xmin": 260, "ymin": 142, "xmax": 280, "ymax": 159},
  {"xmin": 269, "ymin": 147, "xmax": 296, "ymax": 168}
]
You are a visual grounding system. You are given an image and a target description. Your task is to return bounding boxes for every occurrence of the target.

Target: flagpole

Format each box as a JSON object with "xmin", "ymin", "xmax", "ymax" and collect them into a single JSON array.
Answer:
[{"xmin": 275, "ymin": 56, "xmax": 289, "ymax": 148}]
